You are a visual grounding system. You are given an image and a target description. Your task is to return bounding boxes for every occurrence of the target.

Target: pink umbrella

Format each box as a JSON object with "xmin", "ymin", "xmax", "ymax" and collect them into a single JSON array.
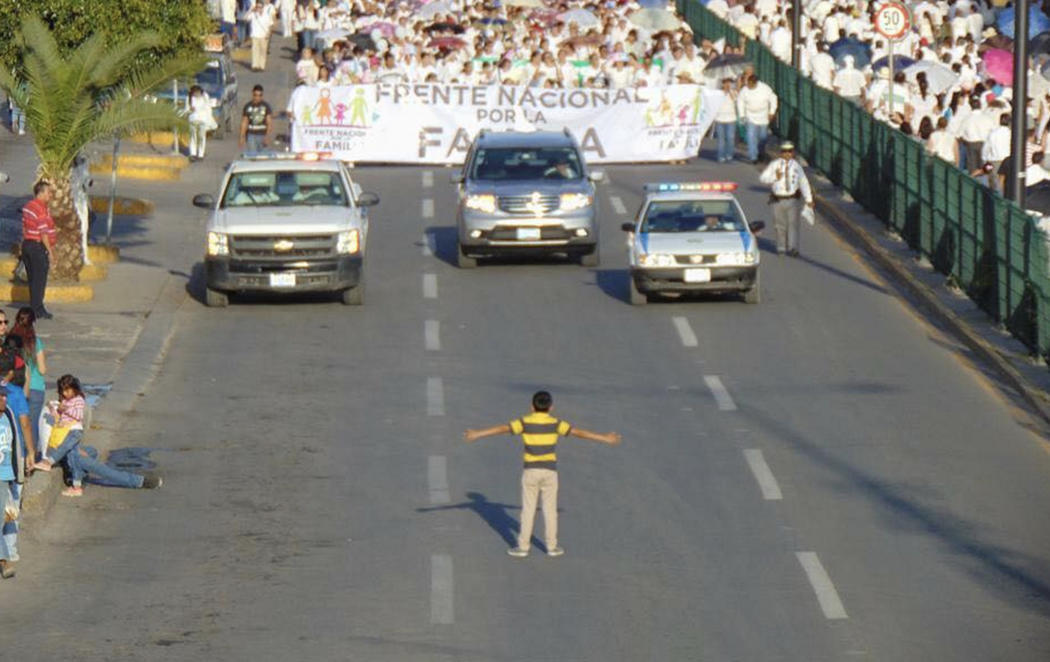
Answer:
[{"xmin": 981, "ymin": 48, "xmax": 1014, "ymax": 85}]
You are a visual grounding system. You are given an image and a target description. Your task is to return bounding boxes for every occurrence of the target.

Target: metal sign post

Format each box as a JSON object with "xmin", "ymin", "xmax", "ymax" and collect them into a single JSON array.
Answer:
[{"xmin": 874, "ymin": 2, "xmax": 912, "ymax": 119}]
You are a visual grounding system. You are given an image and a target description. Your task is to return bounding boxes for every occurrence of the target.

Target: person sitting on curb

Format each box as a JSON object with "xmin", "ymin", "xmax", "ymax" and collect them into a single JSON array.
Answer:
[
  {"xmin": 32, "ymin": 374, "xmax": 86, "ymax": 473},
  {"xmin": 60, "ymin": 427, "xmax": 163, "ymax": 497}
]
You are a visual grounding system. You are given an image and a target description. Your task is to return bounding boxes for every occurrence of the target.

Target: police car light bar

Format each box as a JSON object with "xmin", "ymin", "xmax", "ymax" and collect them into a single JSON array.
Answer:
[{"xmin": 644, "ymin": 182, "xmax": 738, "ymax": 192}]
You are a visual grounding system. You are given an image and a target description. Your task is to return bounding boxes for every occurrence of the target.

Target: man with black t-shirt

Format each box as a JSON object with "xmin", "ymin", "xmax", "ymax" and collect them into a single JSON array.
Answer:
[{"xmin": 240, "ymin": 85, "xmax": 273, "ymax": 153}]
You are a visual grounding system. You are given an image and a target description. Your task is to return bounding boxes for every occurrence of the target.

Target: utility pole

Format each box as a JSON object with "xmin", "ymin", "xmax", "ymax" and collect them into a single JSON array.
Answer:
[
  {"xmin": 1009, "ymin": 0, "xmax": 1029, "ymax": 206},
  {"xmin": 791, "ymin": 0, "xmax": 802, "ymax": 69}
]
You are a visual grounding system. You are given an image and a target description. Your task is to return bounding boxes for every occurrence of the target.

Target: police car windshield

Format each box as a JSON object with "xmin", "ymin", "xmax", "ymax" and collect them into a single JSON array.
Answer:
[
  {"xmin": 641, "ymin": 200, "xmax": 745, "ymax": 233},
  {"xmin": 221, "ymin": 171, "xmax": 349, "ymax": 208},
  {"xmin": 470, "ymin": 147, "xmax": 583, "ymax": 181}
]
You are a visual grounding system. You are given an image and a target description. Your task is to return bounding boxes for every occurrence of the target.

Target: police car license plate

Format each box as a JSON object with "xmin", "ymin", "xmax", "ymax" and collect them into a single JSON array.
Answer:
[
  {"xmin": 516, "ymin": 227, "xmax": 541, "ymax": 240},
  {"xmin": 684, "ymin": 268, "xmax": 711, "ymax": 283},
  {"xmin": 270, "ymin": 273, "xmax": 296, "ymax": 287}
]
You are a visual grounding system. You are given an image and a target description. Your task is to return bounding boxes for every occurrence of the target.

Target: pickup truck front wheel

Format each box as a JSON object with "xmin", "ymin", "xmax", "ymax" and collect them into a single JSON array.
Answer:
[
  {"xmin": 205, "ymin": 287, "xmax": 229, "ymax": 307},
  {"xmin": 341, "ymin": 277, "xmax": 364, "ymax": 305}
]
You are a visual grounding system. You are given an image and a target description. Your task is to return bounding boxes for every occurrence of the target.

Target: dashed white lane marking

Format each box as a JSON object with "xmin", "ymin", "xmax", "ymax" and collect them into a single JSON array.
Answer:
[
  {"xmin": 743, "ymin": 449, "xmax": 783, "ymax": 500},
  {"xmin": 422, "ymin": 232, "xmax": 433, "ymax": 257},
  {"xmin": 703, "ymin": 375, "xmax": 737, "ymax": 411},
  {"xmin": 425, "ymin": 320, "xmax": 441, "ymax": 351},
  {"xmin": 672, "ymin": 316, "xmax": 698, "ymax": 347},
  {"xmin": 427, "ymin": 377, "xmax": 445, "ymax": 416},
  {"xmin": 422, "ymin": 170, "xmax": 434, "ymax": 188},
  {"xmin": 428, "ymin": 455, "xmax": 450, "ymax": 505},
  {"xmin": 610, "ymin": 195, "xmax": 627, "ymax": 215},
  {"xmin": 422, "ymin": 198, "xmax": 434, "ymax": 219},
  {"xmin": 423, "ymin": 273, "xmax": 438, "ymax": 299},
  {"xmin": 430, "ymin": 554, "xmax": 454, "ymax": 624},
  {"xmin": 796, "ymin": 552, "xmax": 849, "ymax": 620}
]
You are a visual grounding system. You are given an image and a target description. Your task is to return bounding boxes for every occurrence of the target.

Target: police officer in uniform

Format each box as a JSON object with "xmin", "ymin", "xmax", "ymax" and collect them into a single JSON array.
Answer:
[
  {"xmin": 759, "ymin": 141, "xmax": 814, "ymax": 256},
  {"xmin": 464, "ymin": 390, "xmax": 620, "ymax": 558}
]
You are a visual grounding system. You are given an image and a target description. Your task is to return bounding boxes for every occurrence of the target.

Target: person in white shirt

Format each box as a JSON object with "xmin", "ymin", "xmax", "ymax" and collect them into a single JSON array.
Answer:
[
  {"xmin": 707, "ymin": 0, "xmax": 729, "ymax": 20},
  {"xmin": 769, "ymin": 20, "xmax": 792, "ymax": 62},
  {"xmin": 220, "ymin": 0, "xmax": 239, "ymax": 41},
  {"xmin": 279, "ymin": 0, "xmax": 295, "ymax": 37},
  {"xmin": 957, "ymin": 97, "xmax": 995, "ymax": 171},
  {"xmin": 810, "ymin": 41, "xmax": 835, "ymax": 90},
  {"xmin": 1026, "ymin": 152, "xmax": 1050, "ymax": 187},
  {"xmin": 981, "ymin": 113, "xmax": 1012, "ymax": 192},
  {"xmin": 713, "ymin": 77, "xmax": 738, "ymax": 162},
  {"xmin": 249, "ymin": 2, "xmax": 272, "ymax": 71},
  {"xmin": 759, "ymin": 141, "xmax": 814, "ymax": 256},
  {"xmin": 833, "ymin": 55, "xmax": 866, "ymax": 105},
  {"xmin": 927, "ymin": 116, "xmax": 959, "ymax": 164},
  {"xmin": 186, "ymin": 85, "xmax": 216, "ymax": 161},
  {"xmin": 295, "ymin": 47, "xmax": 320, "ymax": 85},
  {"xmin": 737, "ymin": 73, "xmax": 778, "ymax": 162}
]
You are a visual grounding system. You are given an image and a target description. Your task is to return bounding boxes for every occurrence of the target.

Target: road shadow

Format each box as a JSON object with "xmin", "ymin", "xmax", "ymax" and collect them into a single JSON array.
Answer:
[
  {"xmin": 183, "ymin": 261, "xmax": 343, "ymax": 307},
  {"xmin": 417, "ymin": 491, "xmax": 554, "ymax": 552},
  {"xmin": 794, "ymin": 252, "xmax": 888, "ymax": 295},
  {"xmin": 594, "ymin": 268, "xmax": 629, "ymax": 304},
  {"xmin": 424, "ymin": 224, "xmax": 586, "ymax": 270}
]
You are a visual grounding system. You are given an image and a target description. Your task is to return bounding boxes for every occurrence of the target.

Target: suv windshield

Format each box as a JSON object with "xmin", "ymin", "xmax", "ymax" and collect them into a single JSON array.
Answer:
[
  {"xmin": 470, "ymin": 146, "xmax": 583, "ymax": 182},
  {"xmin": 221, "ymin": 170, "xmax": 348, "ymax": 208},
  {"xmin": 641, "ymin": 200, "xmax": 745, "ymax": 233},
  {"xmin": 195, "ymin": 65, "xmax": 223, "ymax": 91}
]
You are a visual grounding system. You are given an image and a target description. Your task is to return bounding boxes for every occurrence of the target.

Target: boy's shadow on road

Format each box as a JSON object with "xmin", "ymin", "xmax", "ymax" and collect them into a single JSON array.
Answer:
[{"xmin": 417, "ymin": 491, "xmax": 561, "ymax": 553}]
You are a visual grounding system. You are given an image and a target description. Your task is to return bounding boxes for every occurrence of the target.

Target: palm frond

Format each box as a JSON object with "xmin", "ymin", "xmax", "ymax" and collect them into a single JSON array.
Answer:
[
  {"xmin": 88, "ymin": 32, "xmax": 164, "ymax": 89},
  {"xmin": 124, "ymin": 52, "xmax": 208, "ymax": 98},
  {"xmin": 90, "ymin": 96, "xmax": 189, "ymax": 141}
]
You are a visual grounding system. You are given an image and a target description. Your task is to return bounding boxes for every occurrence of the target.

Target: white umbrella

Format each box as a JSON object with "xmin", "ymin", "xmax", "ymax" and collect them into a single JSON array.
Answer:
[
  {"xmin": 559, "ymin": 8, "xmax": 599, "ymax": 28},
  {"xmin": 903, "ymin": 60, "xmax": 959, "ymax": 95},
  {"xmin": 416, "ymin": 0, "xmax": 452, "ymax": 19},
  {"xmin": 315, "ymin": 28, "xmax": 351, "ymax": 42},
  {"xmin": 629, "ymin": 8, "xmax": 683, "ymax": 32},
  {"xmin": 504, "ymin": 0, "xmax": 545, "ymax": 6}
]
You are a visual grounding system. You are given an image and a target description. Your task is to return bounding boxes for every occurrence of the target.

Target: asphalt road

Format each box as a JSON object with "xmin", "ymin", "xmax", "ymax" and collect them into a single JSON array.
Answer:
[{"xmin": 3, "ymin": 49, "xmax": 1050, "ymax": 662}]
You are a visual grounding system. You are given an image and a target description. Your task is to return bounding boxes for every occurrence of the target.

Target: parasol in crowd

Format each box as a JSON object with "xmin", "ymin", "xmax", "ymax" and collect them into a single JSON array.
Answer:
[
  {"xmin": 870, "ymin": 55, "xmax": 916, "ymax": 71},
  {"xmin": 559, "ymin": 8, "xmax": 599, "ymax": 28},
  {"xmin": 629, "ymin": 8, "xmax": 683, "ymax": 32},
  {"xmin": 828, "ymin": 36, "xmax": 872, "ymax": 69},
  {"xmin": 902, "ymin": 61, "xmax": 959, "ymax": 94},
  {"xmin": 996, "ymin": 5, "xmax": 1050, "ymax": 40},
  {"xmin": 981, "ymin": 47, "xmax": 1014, "ymax": 85},
  {"xmin": 703, "ymin": 52, "xmax": 751, "ymax": 80}
]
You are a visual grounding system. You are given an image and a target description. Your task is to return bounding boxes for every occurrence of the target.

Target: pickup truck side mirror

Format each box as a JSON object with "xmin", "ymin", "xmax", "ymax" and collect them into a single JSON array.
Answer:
[
  {"xmin": 357, "ymin": 191, "xmax": 380, "ymax": 207},
  {"xmin": 192, "ymin": 194, "xmax": 215, "ymax": 209},
  {"xmin": 588, "ymin": 170, "xmax": 605, "ymax": 183},
  {"xmin": 450, "ymin": 173, "xmax": 464, "ymax": 184},
  {"xmin": 749, "ymin": 220, "xmax": 766, "ymax": 233},
  {"xmin": 621, "ymin": 222, "xmax": 635, "ymax": 232}
]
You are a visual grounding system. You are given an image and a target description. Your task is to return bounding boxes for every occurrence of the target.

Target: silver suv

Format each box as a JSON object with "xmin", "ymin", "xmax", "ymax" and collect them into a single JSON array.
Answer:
[{"xmin": 452, "ymin": 130, "xmax": 603, "ymax": 268}]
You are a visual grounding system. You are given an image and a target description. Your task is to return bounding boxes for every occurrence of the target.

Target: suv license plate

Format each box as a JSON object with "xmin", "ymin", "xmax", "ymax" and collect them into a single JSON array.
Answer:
[
  {"xmin": 516, "ymin": 228, "xmax": 542, "ymax": 240},
  {"xmin": 270, "ymin": 273, "xmax": 296, "ymax": 287},
  {"xmin": 684, "ymin": 268, "xmax": 711, "ymax": 283}
]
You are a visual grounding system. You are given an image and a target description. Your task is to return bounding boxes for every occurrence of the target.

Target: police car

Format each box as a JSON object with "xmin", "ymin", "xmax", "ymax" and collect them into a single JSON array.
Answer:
[
  {"xmin": 621, "ymin": 182, "xmax": 765, "ymax": 305},
  {"xmin": 192, "ymin": 152, "xmax": 379, "ymax": 307}
]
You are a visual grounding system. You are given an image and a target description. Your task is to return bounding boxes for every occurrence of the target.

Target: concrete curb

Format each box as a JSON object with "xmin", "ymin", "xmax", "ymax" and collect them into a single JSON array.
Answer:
[
  {"xmin": 88, "ymin": 164, "xmax": 184, "ymax": 182},
  {"xmin": 127, "ymin": 131, "xmax": 187, "ymax": 148},
  {"xmin": 0, "ymin": 281, "xmax": 93, "ymax": 303},
  {"xmin": 815, "ymin": 194, "xmax": 1050, "ymax": 425},
  {"xmin": 88, "ymin": 196, "xmax": 156, "ymax": 217},
  {"xmin": 88, "ymin": 244, "xmax": 120, "ymax": 264},
  {"xmin": 0, "ymin": 259, "xmax": 107, "ymax": 282}
]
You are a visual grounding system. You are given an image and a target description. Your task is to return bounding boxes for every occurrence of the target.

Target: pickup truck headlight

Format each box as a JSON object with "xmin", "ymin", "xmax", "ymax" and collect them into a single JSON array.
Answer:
[
  {"xmin": 207, "ymin": 231, "xmax": 229, "ymax": 256},
  {"xmin": 337, "ymin": 229, "xmax": 360, "ymax": 254},
  {"xmin": 559, "ymin": 193, "xmax": 592, "ymax": 211},
  {"xmin": 464, "ymin": 194, "xmax": 497, "ymax": 214},
  {"xmin": 638, "ymin": 253, "xmax": 675, "ymax": 267}
]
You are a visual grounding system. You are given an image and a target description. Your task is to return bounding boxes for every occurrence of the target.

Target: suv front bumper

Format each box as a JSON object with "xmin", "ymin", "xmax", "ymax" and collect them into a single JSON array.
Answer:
[
  {"xmin": 458, "ymin": 212, "xmax": 598, "ymax": 257},
  {"xmin": 206, "ymin": 255, "xmax": 362, "ymax": 293}
]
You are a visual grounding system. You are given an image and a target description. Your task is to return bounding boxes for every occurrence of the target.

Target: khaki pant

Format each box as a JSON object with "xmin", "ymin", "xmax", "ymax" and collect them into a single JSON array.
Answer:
[
  {"xmin": 518, "ymin": 468, "xmax": 558, "ymax": 550},
  {"xmin": 251, "ymin": 36, "xmax": 268, "ymax": 70}
]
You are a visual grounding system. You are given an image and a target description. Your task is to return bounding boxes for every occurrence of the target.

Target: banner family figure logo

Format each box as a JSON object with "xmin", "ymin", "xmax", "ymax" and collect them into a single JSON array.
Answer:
[
  {"xmin": 307, "ymin": 88, "xmax": 377, "ymax": 128},
  {"xmin": 645, "ymin": 89, "xmax": 705, "ymax": 128}
]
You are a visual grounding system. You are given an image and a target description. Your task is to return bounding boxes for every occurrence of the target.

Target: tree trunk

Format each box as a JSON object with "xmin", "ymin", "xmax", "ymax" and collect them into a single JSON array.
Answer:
[{"xmin": 48, "ymin": 175, "xmax": 84, "ymax": 282}]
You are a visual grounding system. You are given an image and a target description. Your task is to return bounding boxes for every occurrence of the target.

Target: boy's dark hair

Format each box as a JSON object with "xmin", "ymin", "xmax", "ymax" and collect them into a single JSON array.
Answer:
[
  {"xmin": 532, "ymin": 390, "xmax": 553, "ymax": 412},
  {"xmin": 33, "ymin": 180, "xmax": 50, "ymax": 196},
  {"xmin": 252, "ymin": 84, "xmax": 264, "ymax": 93}
]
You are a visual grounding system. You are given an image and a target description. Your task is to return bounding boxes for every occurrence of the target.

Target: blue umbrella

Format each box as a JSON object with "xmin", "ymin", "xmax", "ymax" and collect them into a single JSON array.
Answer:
[
  {"xmin": 639, "ymin": 0, "xmax": 669, "ymax": 7},
  {"xmin": 997, "ymin": 5, "xmax": 1050, "ymax": 40},
  {"xmin": 871, "ymin": 55, "xmax": 917, "ymax": 71},
  {"xmin": 828, "ymin": 37, "xmax": 872, "ymax": 69}
]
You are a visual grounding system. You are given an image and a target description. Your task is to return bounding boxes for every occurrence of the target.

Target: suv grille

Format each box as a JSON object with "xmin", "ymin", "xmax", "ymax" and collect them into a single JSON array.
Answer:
[
  {"xmin": 499, "ymin": 194, "xmax": 560, "ymax": 215},
  {"xmin": 230, "ymin": 234, "xmax": 336, "ymax": 259}
]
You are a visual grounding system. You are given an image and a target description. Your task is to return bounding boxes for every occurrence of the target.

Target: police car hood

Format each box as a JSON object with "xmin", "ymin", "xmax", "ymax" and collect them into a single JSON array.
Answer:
[
  {"xmin": 212, "ymin": 207, "xmax": 352, "ymax": 235},
  {"xmin": 640, "ymin": 230, "xmax": 754, "ymax": 254}
]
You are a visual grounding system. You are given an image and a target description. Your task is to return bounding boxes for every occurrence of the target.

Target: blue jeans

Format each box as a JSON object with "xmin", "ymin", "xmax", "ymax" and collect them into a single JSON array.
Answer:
[
  {"xmin": 245, "ymin": 132, "xmax": 266, "ymax": 153},
  {"xmin": 1, "ymin": 481, "xmax": 20, "ymax": 561},
  {"xmin": 27, "ymin": 389, "xmax": 44, "ymax": 459},
  {"xmin": 68, "ymin": 445, "xmax": 144, "ymax": 489},
  {"xmin": 47, "ymin": 428, "xmax": 83, "ymax": 464},
  {"xmin": 301, "ymin": 29, "xmax": 317, "ymax": 52},
  {"xmin": 714, "ymin": 121, "xmax": 736, "ymax": 162},
  {"xmin": 745, "ymin": 121, "xmax": 769, "ymax": 162}
]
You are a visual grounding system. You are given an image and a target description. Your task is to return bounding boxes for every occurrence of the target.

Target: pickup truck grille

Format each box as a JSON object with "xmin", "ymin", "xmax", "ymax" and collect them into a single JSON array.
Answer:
[
  {"xmin": 230, "ymin": 234, "xmax": 336, "ymax": 259},
  {"xmin": 499, "ymin": 194, "xmax": 560, "ymax": 215}
]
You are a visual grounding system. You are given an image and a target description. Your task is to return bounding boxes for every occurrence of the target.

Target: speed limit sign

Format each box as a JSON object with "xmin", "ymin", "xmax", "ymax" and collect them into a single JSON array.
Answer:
[{"xmin": 874, "ymin": 2, "xmax": 912, "ymax": 40}]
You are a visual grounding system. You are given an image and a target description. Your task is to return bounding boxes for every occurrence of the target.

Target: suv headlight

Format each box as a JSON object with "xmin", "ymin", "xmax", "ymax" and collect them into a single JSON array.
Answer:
[
  {"xmin": 638, "ymin": 253, "xmax": 675, "ymax": 267},
  {"xmin": 559, "ymin": 193, "xmax": 592, "ymax": 211},
  {"xmin": 207, "ymin": 231, "xmax": 228, "ymax": 256},
  {"xmin": 337, "ymin": 229, "xmax": 360, "ymax": 254},
  {"xmin": 464, "ymin": 194, "xmax": 497, "ymax": 214}
]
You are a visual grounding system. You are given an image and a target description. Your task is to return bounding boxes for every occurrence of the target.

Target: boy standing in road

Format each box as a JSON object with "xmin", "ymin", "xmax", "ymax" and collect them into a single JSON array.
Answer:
[
  {"xmin": 464, "ymin": 391, "xmax": 620, "ymax": 558},
  {"xmin": 240, "ymin": 85, "xmax": 273, "ymax": 153}
]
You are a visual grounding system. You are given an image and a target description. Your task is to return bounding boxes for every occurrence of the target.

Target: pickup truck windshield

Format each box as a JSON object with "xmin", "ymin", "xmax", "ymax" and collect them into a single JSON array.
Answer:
[
  {"xmin": 641, "ymin": 199, "xmax": 745, "ymax": 233},
  {"xmin": 221, "ymin": 170, "xmax": 349, "ymax": 208},
  {"xmin": 470, "ymin": 147, "xmax": 583, "ymax": 181}
]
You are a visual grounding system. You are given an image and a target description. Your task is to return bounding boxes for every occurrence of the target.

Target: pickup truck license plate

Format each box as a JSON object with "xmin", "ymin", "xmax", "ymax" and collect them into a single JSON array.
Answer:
[
  {"xmin": 270, "ymin": 273, "xmax": 296, "ymax": 287},
  {"xmin": 684, "ymin": 268, "xmax": 711, "ymax": 283},
  {"xmin": 516, "ymin": 227, "xmax": 542, "ymax": 240}
]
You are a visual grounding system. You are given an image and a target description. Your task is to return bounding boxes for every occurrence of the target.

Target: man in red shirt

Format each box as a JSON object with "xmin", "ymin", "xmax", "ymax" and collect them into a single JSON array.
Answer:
[{"xmin": 20, "ymin": 181, "xmax": 55, "ymax": 320}]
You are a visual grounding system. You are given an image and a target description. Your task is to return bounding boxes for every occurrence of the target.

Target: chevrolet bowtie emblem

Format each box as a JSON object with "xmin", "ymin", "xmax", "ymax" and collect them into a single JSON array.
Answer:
[
  {"xmin": 524, "ymin": 191, "xmax": 545, "ymax": 218},
  {"xmin": 273, "ymin": 239, "xmax": 295, "ymax": 252}
]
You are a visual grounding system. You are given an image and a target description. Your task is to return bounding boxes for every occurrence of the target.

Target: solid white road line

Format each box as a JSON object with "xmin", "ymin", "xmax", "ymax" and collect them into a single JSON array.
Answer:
[
  {"xmin": 430, "ymin": 554, "xmax": 454, "ymax": 624},
  {"xmin": 672, "ymin": 316, "xmax": 698, "ymax": 347},
  {"xmin": 795, "ymin": 552, "xmax": 849, "ymax": 620},
  {"xmin": 609, "ymin": 195, "xmax": 627, "ymax": 215},
  {"xmin": 425, "ymin": 320, "xmax": 441, "ymax": 351},
  {"xmin": 422, "ymin": 198, "xmax": 434, "ymax": 219},
  {"xmin": 423, "ymin": 273, "xmax": 438, "ymax": 299},
  {"xmin": 422, "ymin": 170, "xmax": 434, "ymax": 188},
  {"xmin": 703, "ymin": 375, "xmax": 737, "ymax": 411},
  {"xmin": 427, "ymin": 377, "xmax": 445, "ymax": 416},
  {"xmin": 428, "ymin": 455, "xmax": 450, "ymax": 505},
  {"xmin": 743, "ymin": 449, "xmax": 783, "ymax": 500}
]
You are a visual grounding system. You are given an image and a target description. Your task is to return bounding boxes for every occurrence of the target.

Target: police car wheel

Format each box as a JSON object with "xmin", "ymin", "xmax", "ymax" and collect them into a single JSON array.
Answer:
[
  {"xmin": 580, "ymin": 247, "xmax": 599, "ymax": 267},
  {"xmin": 628, "ymin": 277, "xmax": 647, "ymax": 305},
  {"xmin": 205, "ymin": 287, "xmax": 229, "ymax": 308},
  {"xmin": 457, "ymin": 244, "xmax": 477, "ymax": 269},
  {"xmin": 743, "ymin": 273, "xmax": 761, "ymax": 304}
]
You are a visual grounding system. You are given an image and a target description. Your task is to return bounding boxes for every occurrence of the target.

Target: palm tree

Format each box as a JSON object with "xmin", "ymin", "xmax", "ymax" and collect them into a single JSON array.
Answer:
[{"xmin": 0, "ymin": 16, "xmax": 202, "ymax": 280}]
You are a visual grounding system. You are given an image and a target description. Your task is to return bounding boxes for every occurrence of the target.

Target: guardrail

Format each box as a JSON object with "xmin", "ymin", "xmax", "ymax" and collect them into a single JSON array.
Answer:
[{"xmin": 679, "ymin": 0, "xmax": 1050, "ymax": 360}]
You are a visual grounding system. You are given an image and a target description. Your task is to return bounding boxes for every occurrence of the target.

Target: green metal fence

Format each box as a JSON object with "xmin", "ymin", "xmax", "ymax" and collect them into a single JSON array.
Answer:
[{"xmin": 680, "ymin": 0, "xmax": 1050, "ymax": 359}]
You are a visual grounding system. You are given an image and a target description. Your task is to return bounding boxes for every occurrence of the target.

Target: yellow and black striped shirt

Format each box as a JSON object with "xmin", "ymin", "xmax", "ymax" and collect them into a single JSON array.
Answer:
[{"xmin": 509, "ymin": 412, "xmax": 573, "ymax": 470}]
